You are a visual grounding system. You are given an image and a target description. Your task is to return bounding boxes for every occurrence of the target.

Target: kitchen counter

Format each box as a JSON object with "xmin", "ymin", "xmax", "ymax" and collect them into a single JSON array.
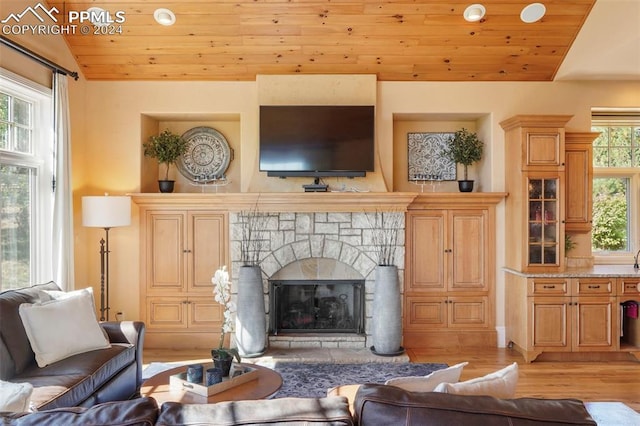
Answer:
[{"xmin": 503, "ymin": 265, "xmax": 640, "ymax": 278}]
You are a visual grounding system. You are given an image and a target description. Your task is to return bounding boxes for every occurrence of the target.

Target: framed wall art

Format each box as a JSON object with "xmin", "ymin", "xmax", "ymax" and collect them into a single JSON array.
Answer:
[{"xmin": 407, "ymin": 132, "xmax": 457, "ymax": 181}]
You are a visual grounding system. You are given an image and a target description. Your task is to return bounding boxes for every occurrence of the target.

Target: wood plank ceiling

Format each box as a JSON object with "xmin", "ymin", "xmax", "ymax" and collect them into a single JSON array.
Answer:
[{"xmin": 47, "ymin": 0, "xmax": 596, "ymax": 81}]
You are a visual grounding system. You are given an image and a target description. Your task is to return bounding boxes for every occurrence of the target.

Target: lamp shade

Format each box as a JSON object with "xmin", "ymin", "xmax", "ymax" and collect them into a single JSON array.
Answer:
[{"xmin": 82, "ymin": 196, "xmax": 131, "ymax": 228}]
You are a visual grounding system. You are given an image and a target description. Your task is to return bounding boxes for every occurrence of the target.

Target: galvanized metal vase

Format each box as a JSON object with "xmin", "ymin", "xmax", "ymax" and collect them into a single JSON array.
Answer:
[
  {"xmin": 371, "ymin": 265, "xmax": 403, "ymax": 355},
  {"xmin": 235, "ymin": 265, "xmax": 267, "ymax": 357}
]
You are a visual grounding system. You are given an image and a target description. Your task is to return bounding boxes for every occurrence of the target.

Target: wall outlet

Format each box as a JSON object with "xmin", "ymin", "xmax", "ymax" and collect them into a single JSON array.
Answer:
[{"xmin": 115, "ymin": 311, "xmax": 125, "ymax": 321}]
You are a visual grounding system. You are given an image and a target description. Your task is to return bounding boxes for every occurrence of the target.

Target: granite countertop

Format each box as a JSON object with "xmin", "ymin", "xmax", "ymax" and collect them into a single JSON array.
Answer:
[{"xmin": 503, "ymin": 265, "xmax": 640, "ymax": 278}]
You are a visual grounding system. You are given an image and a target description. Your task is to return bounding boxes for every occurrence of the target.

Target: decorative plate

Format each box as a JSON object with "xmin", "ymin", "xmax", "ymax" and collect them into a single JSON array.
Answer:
[{"xmin": 177, "ymin": 126, "xmax": 232, "ymax": 181}]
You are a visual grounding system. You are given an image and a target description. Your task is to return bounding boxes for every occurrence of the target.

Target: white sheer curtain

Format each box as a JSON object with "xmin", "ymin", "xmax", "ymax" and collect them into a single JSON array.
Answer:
[{"xmin": 52, "ymin": 73, "xmax": 74, "ymax": 289}]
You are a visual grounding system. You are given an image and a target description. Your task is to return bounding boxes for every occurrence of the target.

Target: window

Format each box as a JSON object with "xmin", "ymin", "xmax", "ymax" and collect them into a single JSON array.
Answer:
[
  {"xmin": 591, "ymin": 111, "xmax": 640, "ymax": 262},
  {"xmin": 0, "ymin": 69, "xmax": 53, "ymax": 291}
]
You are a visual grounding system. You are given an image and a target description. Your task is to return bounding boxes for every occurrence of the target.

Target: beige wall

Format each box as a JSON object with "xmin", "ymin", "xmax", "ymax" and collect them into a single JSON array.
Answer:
[
  {"xmin": 3, "ymin": 0, "xmax": 640, "ymax": 343},
  {"xmin": 79, "ymin": 78, "xmax": 640, "ymax": 339}
]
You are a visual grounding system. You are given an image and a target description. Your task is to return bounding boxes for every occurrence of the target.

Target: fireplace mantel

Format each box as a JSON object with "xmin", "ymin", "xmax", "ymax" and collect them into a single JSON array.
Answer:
[{"xmin": 130, "ymin": 192, "xmax": 506, "ymax": 212}]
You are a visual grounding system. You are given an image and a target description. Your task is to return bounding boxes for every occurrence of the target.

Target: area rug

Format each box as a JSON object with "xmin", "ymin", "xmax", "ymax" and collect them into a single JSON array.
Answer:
[
  {"xmin": 269, "ymin": 362, "xmax": 447, "ymax": 398},
  {"xmin": 143, "ymin": 361, "xmax": 447, "ymax": 398}
]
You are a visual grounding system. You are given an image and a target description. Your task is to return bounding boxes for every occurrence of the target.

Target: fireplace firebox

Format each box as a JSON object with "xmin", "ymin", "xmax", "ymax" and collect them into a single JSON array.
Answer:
[{"xmin": 269, "ymin": 280, "xmax": 365, "ymax": 334}]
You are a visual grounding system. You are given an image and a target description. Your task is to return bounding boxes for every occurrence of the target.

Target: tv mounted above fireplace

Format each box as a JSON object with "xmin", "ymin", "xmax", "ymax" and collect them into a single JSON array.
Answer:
[{"xmin": 259, "ymin": 105, "xmax": 375, "ymax": 179}]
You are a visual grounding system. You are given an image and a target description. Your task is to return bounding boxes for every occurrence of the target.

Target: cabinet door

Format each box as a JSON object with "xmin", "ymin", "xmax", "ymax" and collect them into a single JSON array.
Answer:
[
  {"xmin": 448, "ymin": 296, "xmax": 490, "ymax": 328},
  {"xmin": 449, "ymin": 210, "xmax": 488, "ymax": 292},
  {"xmin": 147, "ymin": 296, "xmax": 187, "ymax": 330},
  {"xmin": 404, "ymin": 296, "xmax": 447, "ymax": 330},
  {"xmin": 146, "ymin": 211, "xmax": 186, "ymax": 292},
  {"xmin": 526, "ymin": 175, "xmax": 564, "ymax": 269},
  {"xmin": 529, "ymin": 296, "xmax": 571, "ymax": 350},
  {"xmin": 564, "ymin": 143, "xmax": 592, "ymax": 232},
  {"xmin": 187, "ymin": 296, "xmax": 224, "ymax": 331},
  {"xmin": 523, "ymin": 128, "xmax": 564, "ymax": 170},
  {"xmin": 573, "ymin": 297, "xmax": 618, "ymax": 351},
  {"xmin": 188, "ymin": 212, "xmax": 227, "ymax": 292},
  {"xmin": 406, "ymin": 212, "xmax": 446, "ymax": 292}
]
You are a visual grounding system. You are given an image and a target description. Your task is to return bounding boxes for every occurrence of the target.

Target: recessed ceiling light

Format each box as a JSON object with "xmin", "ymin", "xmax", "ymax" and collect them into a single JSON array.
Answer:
[
  {"xmin": 87, "ymin": 7, "xmax": 109, "ymax": 27},
  {"xmin": 520, "ymin": 3, "xmax": 546, "ymax": 23},
  {"xmin": 154, "ymin": 8, "xmax": 176, "ymax": 26},
  {"xmin": 463, "ymin": 4, "xmax": 486, "ymax": 22}
]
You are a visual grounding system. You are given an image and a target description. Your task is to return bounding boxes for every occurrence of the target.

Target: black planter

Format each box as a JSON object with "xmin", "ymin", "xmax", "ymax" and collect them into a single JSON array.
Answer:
[
  {"xmin": 458, "ymin": 180, "xmax": 474, "ymax": 192},
  {"xmin": 158, "ymin": 180, "xmax": 175, "ymax": 193},
  {"xmin": 212, "ymin": 354, "xmax": 233, "ymax": 377}
]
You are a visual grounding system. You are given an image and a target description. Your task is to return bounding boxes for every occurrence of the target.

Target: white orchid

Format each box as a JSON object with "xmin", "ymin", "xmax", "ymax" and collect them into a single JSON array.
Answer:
[{"xmin": 211, "ymin": 266, "xmax": 240, "ymax": 362}]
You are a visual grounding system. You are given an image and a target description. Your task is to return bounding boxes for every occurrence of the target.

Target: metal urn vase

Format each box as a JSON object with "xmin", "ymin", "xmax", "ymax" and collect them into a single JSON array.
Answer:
[
  {"xmin": 235, "ymin": 265, "xmax": 267, "ymax": 357},
  {"xmin": 371, "ymin": 265, "xmax": 404, "ymax": 356}
]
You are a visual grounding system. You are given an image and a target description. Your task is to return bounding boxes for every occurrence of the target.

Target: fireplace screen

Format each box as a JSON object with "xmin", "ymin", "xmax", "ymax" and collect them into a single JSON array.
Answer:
[{"xmin": 269, "ymin": 280, "xmax": 365, "ymax": 334}]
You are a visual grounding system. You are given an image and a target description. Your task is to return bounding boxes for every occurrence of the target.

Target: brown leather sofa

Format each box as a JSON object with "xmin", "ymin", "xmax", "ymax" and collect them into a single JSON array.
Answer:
[
  {"xmin": 0, "ymin": 384, "xmax": 599, "ymax": 425},
  {"xmin": 354, "ymin": 384, "xmax": 597, "ymax": 425},
  {"xmin": 0, "ymin": 282, "xmax": 145, "ymax": 410}
]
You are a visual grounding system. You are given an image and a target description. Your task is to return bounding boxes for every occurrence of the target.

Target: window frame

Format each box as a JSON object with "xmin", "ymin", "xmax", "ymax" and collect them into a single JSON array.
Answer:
[
  {"xmin": 591, "ymin": 117, "xmax": 640, "ymax": 265},
  {"xmin": 0, "ymin": 68, "xmax": 53, "ymax": 289}
]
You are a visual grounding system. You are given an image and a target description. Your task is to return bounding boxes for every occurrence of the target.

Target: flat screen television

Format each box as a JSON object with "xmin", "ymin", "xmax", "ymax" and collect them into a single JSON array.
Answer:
[{"xmin": 259, "ymin": 105, "xmax": 375, "ymax": 178}]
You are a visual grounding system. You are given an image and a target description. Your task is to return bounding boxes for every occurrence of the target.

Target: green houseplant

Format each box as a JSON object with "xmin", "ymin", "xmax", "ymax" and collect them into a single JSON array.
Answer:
[
  {"xmin": 444, "ymin": 128, "xmax": 484, "ymax": 192},
  {"xmin": 143, "ymin": 129, "xmax": 188, "ymax": 193}
]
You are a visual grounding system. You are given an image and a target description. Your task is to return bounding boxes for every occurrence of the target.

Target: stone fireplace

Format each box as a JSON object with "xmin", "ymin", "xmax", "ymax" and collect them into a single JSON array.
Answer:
[
  {"xmin": 230, "ymin": 210, "xmax": 405, "ymax": 349},
  {"xmin": 269, "ymin": 275, "xmax": 365, "ymax": 335}
]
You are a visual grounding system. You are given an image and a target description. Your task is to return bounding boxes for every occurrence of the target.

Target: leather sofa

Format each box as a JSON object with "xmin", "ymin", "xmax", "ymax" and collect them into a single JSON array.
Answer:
[
  {"xmin": 0, "ymin": 384, "xmax": 599, "ymax": 425},
  {"xmin": 0, "ymin": 282, "xmax": 145, "ymax": 410}
]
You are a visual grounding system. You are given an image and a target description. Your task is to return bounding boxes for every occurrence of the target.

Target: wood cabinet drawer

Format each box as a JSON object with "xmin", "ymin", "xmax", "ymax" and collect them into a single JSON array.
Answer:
[
  {"xmin": 619, "ymin": 278, "xmax": 640, "ymax": 296},
  {"xmin": 573, "ymin": 278, "xmax": 615, "ymax": 296},
  {"xmin": 528, "ymin": 279, "xmax": 569, "ymax": 296}
]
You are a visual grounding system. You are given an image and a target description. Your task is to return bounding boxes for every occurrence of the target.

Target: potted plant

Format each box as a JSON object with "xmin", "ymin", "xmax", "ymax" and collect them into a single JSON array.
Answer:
[
  {"xmin": 143, "ymin": 129, "xmax": 188, "ymax": 193},
  {"xmin": 444, "ymin": 128, "xmax": 484, "ymax": 192},
  {"xmin": 365, "ymin": 210, "xmax": 404, "ymax": 356},
  {"xmin": 211, "ymin": 265, "xmax": 241, "ymax": 376}
]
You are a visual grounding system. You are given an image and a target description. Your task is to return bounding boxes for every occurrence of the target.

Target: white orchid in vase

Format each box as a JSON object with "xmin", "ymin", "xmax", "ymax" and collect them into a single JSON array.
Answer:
[{"xmin": 211, "ymin": 266, "xmax": 241, "ymax": 362}]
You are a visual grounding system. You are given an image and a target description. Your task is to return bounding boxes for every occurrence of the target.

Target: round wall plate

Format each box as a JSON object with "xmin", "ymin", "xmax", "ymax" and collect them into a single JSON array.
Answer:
[{"xmin": 177, "ymin": 126, "xmax": 231, "ymax": 182}]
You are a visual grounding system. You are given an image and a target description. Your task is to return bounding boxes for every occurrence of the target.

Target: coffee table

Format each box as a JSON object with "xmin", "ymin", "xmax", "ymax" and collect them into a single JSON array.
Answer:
[{"xmin": 140, "ymin": 363, "xmax": 282, "ymax": 404}]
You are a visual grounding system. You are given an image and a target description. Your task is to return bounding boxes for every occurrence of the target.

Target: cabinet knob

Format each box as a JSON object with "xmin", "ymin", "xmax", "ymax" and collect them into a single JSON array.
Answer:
[
  {"xmin": 183, "ymin": 249, "xmax": 192, "ymax": 253},
  {"xmin": 444, "ymin": 249, "xmax": 452, "ymax": 253},
  {"xmin": 587, "ymin": 285, "xmax": 601, "ymax": 289},
  {"xmin": 543, "ymin": 285, "xmax": 556, "ymax": 289}
]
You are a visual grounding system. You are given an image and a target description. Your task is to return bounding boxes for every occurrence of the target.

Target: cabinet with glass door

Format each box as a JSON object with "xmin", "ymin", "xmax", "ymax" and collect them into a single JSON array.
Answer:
[{"xmin": 527, "ymin": 175, "xmax": 563, "ymax": 268}]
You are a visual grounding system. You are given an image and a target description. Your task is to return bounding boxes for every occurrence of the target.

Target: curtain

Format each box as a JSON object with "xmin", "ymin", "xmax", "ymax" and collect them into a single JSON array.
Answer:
[{"xmin": 52, "ymin": 73, "xmax": 74, "ymax": 289}]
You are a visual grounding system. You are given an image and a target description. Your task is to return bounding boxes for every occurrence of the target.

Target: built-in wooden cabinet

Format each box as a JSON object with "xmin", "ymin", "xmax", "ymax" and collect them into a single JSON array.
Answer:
[
  {"xmin": 501, "ymin": 115, "xmax": 573, "ymax": 272},
  {"xmin": 507, "ymin": 275, "xmax": 619, "ymax": 362},
  {"xmin": 404, "ymin": 194, "xmax": 504, "ymax": 348},
  {"xmin": 522, "ymin": 127, "xmax": 565, "ymax": 170},
  {"xmin": 140, "ymin": 208, "xmax": 229, "ymax": 348},
  {"xmin": 564, "ymin": 132, "xmax": 598, "ymax": 233},
  {"xmin": 406, "ymin": 209, "xmax": 489, "ymax": 293},
  {"xmin": 525, "ymin": 174, "xmax": 564, "ymax": 268}
]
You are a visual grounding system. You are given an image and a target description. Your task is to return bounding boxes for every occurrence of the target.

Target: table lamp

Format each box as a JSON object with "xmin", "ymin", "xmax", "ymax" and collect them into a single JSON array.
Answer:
[{"xmin": 82, "ymin": 194, "xmax": 131, "ymax": 321}]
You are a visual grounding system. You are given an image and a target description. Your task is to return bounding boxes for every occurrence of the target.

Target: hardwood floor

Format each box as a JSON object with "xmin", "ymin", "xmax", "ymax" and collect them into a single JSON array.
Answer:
[
  {"xmin": 144, "ymin": 347, "xmax": 640, "ymax": 412},
  {"xmin": 407, "ymin": 347, "xmax": 640, "ymax": 412}
]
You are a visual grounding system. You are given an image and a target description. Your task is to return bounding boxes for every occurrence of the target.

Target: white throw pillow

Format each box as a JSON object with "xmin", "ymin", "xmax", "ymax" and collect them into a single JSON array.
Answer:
[
  {"xmin": 39, "ymin": 286, "xmax": 94, "ymax": 303},
  {"xmin": 433, "ymin": 362, "xmax": 519, "ymax": 398},
  {"xmin": 19, "ymin": 291, "xmax": 111, "ymax": 368},
  {"xmin": 384, "ymin": 362, "xmax": 469, "ymax": 392},
  {"xmin": 0, "ymin": 380, "xmax": 33, "ymax": 412}
]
